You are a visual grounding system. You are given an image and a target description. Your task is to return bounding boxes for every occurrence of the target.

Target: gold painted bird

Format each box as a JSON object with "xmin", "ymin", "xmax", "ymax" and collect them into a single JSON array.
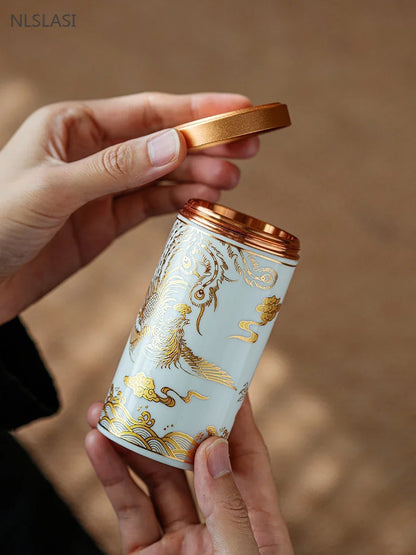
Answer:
[{"xmin": 129, "ymin": 272, "xmax": 235, "ymax": 390}]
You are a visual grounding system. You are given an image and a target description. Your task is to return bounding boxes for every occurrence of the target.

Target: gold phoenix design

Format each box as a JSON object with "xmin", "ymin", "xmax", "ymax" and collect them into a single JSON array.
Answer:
[
  {"xmin": 230, "ymin": 295, "xmax": 282, "ymax": 343},
  {"xmin": 124, "ymin": 372, "xmax": 209, "ymax": 407},
  {"xmin": 129, "ymin": 220, "xmax": 280, "ymax": 389},
  {"xmin": 129, "ymin": 222, "xmax": 235, "ymax": 389}
]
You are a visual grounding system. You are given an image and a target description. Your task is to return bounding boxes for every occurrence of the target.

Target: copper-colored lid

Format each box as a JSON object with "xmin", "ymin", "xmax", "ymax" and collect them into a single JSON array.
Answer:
[
  {"xmin": 176, "ymin": 102, "xmax": 290, "ymax": 152},
  {"xmin": 180, "ymin": 199, "xmax": 300, "ymax": 261}
]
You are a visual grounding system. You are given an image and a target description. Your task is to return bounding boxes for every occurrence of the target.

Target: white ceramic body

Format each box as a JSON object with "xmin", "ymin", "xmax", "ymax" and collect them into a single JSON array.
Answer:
[{"xmin": 98, "ymin": 213, "xmax": 298, "ymax": 469}]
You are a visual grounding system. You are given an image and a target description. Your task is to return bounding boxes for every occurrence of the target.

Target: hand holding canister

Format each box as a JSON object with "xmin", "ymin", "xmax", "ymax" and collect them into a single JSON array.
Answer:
[{"xmin": 86, "ymin": 394, "xmax": 294, "ymax": 554}]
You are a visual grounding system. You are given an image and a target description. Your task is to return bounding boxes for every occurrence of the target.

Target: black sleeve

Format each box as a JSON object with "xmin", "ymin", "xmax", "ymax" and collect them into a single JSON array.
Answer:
[
  {"xmin": 0, "ymin": 317, "xmax": 60, "ymax": 431},
  {"xmin": 0, "ymin": 320, "xmax": 104, "ymax": 554},
  {"xmin": 0, "ymin": 432, "xmax": 104, "ymax": 555}
]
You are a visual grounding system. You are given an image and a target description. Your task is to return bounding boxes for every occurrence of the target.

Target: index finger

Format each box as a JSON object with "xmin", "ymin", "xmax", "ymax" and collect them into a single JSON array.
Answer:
[{"xmin": 87, "ymin": 92, "xmax": 253, "ymax": 142}]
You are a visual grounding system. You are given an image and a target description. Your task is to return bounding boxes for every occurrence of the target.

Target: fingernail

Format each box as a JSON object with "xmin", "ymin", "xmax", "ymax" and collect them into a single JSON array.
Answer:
[
  {"xmin": 206, "ymin": 438, "xmax": 232, "ymax": 479},
  {"xmin": 147, "ymin": 129, "xmax": 180, "ymax": 167}
]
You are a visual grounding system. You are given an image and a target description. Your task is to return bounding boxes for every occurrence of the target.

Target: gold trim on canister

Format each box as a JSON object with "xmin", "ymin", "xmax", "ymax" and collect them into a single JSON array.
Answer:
[
  {"xmin": 176, "ymin": 103, "xmax": 291, "ymax": 152},
  {"xmin": 180, "ymin": 199, "xmax": 300, "ymax": 261}
]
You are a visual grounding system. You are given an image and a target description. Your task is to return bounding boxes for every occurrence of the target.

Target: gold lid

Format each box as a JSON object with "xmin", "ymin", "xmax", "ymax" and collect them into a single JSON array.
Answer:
[
  {"xmin": 180, "ymin": 199, "xmax": 300, "ymax": 261},
  {"xmin": 176, "ymin": 102, "xmax": 290, "ymax": 152}
]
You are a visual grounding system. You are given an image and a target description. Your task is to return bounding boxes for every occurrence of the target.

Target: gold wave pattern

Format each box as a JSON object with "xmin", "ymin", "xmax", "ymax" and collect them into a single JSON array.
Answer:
[
  {"xmin": 124, "ymin": 372, "xmax": 209, "ymax": 407},
  {"xmin": 99, "ymin": 387, "xmax": 198, "ymax": 464},
  {"xmin": 230, "ymin": 295, "xmax": 282, "ymax": 343}
]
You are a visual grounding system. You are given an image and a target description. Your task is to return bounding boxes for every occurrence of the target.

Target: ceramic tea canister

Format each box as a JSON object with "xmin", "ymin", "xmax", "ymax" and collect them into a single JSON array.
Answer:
[{"xmin": 97, "ymin": 103, "xmax": 300, "ymax": 469}]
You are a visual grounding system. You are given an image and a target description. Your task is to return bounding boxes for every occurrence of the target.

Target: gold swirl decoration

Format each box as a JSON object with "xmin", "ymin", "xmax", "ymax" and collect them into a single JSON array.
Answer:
[
  {"xmin": 124, "ymin": 372, "xmax": 209, "ymax": 407},
  {"xmin": 99, "ymin": 387, "xmax": 198, "ymax": 464},
  {"xmin": 226, "ymin": 244, "xmax": 278, "ymax": 290},
  {"xmin": 230, "ymin": 295, "xmax": 282, "ymax": 343}
]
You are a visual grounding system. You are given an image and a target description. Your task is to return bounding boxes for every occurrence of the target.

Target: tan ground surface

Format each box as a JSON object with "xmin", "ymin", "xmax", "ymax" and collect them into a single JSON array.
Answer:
[{"xmin": 1, "ymin": 1, "xmax": 415, "ymax": 553}]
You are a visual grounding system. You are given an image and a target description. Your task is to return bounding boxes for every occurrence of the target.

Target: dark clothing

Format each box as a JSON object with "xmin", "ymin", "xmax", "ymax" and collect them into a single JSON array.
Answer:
[
  {"xmin": 0, "ymin": 318, "xmax": 59, "ymax": 431},
  {"xmin": 0, "ymin": 318, "xmax": 103, "ymax": 555}
]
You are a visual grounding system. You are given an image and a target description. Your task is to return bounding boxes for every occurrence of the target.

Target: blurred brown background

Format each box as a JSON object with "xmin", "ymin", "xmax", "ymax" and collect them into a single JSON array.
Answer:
[{"xmin": 1, "ymin": 1, "xmax": 415, "ymax": 553}]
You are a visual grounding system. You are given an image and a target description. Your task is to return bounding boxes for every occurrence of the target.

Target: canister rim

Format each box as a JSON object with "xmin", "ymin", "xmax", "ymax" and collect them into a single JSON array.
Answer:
[{"xmin": 180, "ymin": 199, "xmax": 300, "ymax": 260}]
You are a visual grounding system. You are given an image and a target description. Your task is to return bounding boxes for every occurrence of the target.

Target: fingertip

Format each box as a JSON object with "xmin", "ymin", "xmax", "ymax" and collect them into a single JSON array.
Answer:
[
  {"xmin": 215, "ymin": 92, "xmax": 253, "ymax": 110},
  {"xmin": 86, "ymin": 402, "xmax": 104, "ymax": 428},
  {"xmin": 216, "ymin": 160, "xmax": 240, "ymax": 190},
  {"xmin": 205, "ymin": 438, "xmax": 232, "ymax": 479},
  {"xmin": 193, "ymin": 92, "xmax": 253, "ymax": 117},
  {"xmin": 202, "ymin": 159, "xmax": 240, "ymax": 191},
  {"xmin": 217, "ymin": 92, "xmax": 252, "ymax": 105},
  {"xmin": 195, "ymin": 435, "xmax": 218, "ymax": 459},
  {"xmin": 85, "ymin": 427, "xmax": 116, "ymax": 462},
  {"xmin": 240, "ymin": 135, "xmax": 261, "ymax": 157},
  {"xmin": 203, "ymin": 134, "xmax": 260, "ymax": 159},
  {"xmin": 190, "ymin": 184, "xmax": 221, "ymax": 204},
  {"xmin": 202, "ymin": 187, "xmax": 221, "ymax": 204},
  {"xmin": 147, "ymin": 128, "xmax": 186, "ymax": 168},
  {"xmin": 84, "ymin": 429, "xmax": 125, "ymax": 485},
  {"xmin": 84, "ymin": 428, "xmax": 100, "ymax": 456},
  {"xmin": 194, "ymin": 435, "xmax": 232, "ymax": 481}
]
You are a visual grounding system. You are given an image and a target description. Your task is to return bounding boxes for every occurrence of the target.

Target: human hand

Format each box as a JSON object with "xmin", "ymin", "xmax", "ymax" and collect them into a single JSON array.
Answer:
[
  {"xmin": 0, "ymin": 92, "xmax": 259, "ymax": 324},
  {"xmin": 85, "ymin": 397, "xmax": 293, "ymax": 554}
]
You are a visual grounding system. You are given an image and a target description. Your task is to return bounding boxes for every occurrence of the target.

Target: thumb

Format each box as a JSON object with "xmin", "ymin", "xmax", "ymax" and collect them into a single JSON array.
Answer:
[
  {"xmin": 194, "ymin": 437, "xmax": 259, "ymax": 554},
  {"xmin": 56, "ymin": 128, "xmax": 186, "ymax": 207}
]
